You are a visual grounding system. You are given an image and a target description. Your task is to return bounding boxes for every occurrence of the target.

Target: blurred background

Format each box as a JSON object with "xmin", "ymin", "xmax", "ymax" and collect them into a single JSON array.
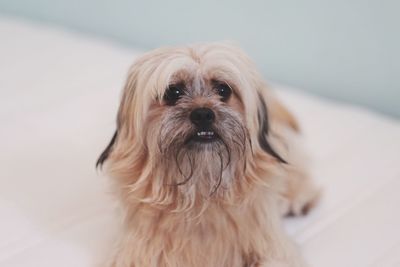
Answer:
[{"xmin": 0, "ymin": 0, "xmax": 399, "ymax": 117}]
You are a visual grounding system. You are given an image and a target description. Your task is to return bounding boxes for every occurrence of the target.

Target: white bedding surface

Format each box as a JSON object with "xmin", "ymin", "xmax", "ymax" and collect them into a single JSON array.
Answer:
[{"xmin": 1, "ymin": 17, "xmax": 400, "ymax": 267}]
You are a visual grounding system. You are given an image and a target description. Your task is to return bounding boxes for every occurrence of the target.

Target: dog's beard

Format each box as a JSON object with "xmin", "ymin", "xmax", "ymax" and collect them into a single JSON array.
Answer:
[{"xmin": 155, "ymin": 106, "xmax": 249, "ymax": 198}]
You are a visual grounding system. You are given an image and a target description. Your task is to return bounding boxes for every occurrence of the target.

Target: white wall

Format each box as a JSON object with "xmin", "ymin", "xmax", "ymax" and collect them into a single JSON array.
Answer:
[{"xmin": 1, "ymin": 0, "xmax": 399, "ymax": 116}]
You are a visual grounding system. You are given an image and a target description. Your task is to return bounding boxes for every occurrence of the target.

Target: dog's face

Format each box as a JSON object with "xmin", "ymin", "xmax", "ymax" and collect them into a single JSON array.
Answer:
[
  {"xmin": 97, "ymin": 43, "xmax": 284, "ymax": 207},
  {"xmin": 148, "ymin": 71, "xmax": 249, "ymax": 196}
]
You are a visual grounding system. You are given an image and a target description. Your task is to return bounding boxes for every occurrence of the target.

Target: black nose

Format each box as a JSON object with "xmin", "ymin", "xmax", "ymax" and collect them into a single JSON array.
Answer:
[{"xmin": 190, "ymin": 108, "xmax": 215, "ymax": 127}]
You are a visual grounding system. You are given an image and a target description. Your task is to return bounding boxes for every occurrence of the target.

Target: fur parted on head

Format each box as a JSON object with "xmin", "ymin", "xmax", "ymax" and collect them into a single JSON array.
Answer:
[{"xmin": 97, "ymin": 42, "xmax": 285, "ymax": 212}]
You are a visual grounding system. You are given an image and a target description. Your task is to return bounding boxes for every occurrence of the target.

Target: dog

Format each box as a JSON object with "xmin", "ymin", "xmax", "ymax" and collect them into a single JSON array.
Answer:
[{"xmin": 97, "ymin": 43, "xmax": 320, "ymax": 267}]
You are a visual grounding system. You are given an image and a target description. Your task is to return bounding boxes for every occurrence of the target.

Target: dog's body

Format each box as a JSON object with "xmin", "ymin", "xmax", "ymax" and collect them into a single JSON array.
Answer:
[{"xmin": 98, "ymin": 43, "xmax": 319, "ymax": 267}]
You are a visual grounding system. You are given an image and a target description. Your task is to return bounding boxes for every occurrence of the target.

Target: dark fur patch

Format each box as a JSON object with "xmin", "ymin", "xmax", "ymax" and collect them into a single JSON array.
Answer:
[
  {"xmin": 257, "ymin": 94, "xmax": 287, "ymax": 164},
  {"xmin": 96, "ymin": 131, "xmax": 118, "ymax": 168}
]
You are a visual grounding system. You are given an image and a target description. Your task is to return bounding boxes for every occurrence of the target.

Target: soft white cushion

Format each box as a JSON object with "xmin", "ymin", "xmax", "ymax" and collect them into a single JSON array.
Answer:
[{"xmin": 1, "ymin": 17, "xmax": 400, "ymax": 267}]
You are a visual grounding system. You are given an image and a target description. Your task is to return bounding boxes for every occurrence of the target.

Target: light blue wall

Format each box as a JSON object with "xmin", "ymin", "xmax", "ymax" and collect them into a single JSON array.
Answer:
[{"xmin": 1, "ymin": 0, "xmax": 399, "ymax": 117}]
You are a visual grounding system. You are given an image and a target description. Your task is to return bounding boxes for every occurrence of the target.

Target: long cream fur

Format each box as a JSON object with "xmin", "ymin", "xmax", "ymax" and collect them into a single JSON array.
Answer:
[{"xmin": 99, "ymin": 43, "xmax": 319, "ymax": 267}]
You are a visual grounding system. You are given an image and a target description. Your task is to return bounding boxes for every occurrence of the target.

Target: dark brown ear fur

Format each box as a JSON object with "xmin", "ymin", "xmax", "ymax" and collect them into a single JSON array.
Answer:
[
  {"xmin": 96, "ymin": 131, "xmax": 118, "ymax": 168},
  {"xmin": 257, "ymin": 93, "xmax": 286, "ymax": 164}
]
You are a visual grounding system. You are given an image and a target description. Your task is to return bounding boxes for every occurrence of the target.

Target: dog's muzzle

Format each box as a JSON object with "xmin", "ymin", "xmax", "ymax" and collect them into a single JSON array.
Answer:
[{"xmin": 190, "ymin": 108, "xmax": 218, "ymax": 142}]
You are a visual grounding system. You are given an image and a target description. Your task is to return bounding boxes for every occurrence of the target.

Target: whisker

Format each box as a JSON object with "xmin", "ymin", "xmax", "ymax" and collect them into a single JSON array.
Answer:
[{"xmin": 210, "ymin": 150, "xmax": 224, "ymax": 196}]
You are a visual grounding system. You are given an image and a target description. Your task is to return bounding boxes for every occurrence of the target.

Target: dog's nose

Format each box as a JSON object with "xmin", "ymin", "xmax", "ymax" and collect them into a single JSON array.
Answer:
[{"xmin": 190, "ymin": 108, "xmax": 215, "ymax": 127}]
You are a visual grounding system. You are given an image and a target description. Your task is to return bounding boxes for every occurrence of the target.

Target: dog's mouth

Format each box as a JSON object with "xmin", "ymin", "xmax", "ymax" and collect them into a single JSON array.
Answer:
[{"xmin": 190, "ymin": 129, "xmax": 219, "ymax": 143}]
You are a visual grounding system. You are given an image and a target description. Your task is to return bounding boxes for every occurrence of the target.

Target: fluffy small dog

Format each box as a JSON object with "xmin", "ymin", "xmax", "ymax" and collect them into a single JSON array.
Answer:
[{"xmin": 97, "ymin": 43, "xmax": 319, "ymax": 267}]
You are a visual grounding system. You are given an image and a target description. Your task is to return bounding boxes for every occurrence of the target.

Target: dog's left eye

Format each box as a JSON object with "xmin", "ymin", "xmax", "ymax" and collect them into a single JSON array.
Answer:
[
  {"xmin": 164, "ymin": 85, "xmax": 184, "ymax": 105},
  {"xmin": 215, "ymin": 82, "xmax": 232, "ymax": 101}
]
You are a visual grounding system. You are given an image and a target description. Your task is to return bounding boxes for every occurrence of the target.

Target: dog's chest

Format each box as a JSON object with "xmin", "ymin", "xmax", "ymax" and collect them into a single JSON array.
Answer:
[{"xmin": 151, "ymin": 205, "xmax": 266, "ymax": 267}]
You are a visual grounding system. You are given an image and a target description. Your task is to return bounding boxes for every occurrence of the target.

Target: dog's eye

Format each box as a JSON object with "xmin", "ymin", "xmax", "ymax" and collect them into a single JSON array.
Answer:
[
  {"xmin": 164, "ymin": 85, "xmax": 184, "ymax": 105},
  {"xmin": 215, "ymin": 82, "xmax": 232, "ymax": 101}
]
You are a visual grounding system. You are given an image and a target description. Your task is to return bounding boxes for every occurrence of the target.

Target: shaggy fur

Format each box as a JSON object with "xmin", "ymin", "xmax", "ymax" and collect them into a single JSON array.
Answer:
[{"xmin": 98, "ymin": 43, "xmax": 320, "ymax": 267}]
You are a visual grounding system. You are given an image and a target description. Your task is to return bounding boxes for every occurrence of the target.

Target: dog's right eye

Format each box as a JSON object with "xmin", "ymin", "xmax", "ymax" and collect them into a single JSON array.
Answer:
[{"xmin": 163, "ymin": 85, "xmax": 184, "ymax": 105}]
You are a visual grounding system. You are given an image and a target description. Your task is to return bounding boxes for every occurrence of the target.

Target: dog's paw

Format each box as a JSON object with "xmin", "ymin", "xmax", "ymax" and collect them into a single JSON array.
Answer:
[{"xmin": 279, "ymin": 179, "xmax": 321, "ymax": 217}]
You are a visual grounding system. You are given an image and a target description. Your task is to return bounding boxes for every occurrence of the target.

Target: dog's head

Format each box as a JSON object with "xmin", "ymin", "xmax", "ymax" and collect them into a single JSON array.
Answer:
[{"xmin": 97, "ymin": 43, "xmax": 285, "ymax": 208}]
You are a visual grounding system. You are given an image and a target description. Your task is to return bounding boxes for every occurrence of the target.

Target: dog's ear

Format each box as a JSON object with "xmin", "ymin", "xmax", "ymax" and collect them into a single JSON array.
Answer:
[
  {"xmin": 257, "ymin": 93, "xmax": 286, "ymax": 163},
  {"xmin": 96, "ymin": 60, "xmax": 140, "ymax": 170},
  {"xmin": 96, "ymin": 130, "xmax": 118, "ymax": 168}
]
